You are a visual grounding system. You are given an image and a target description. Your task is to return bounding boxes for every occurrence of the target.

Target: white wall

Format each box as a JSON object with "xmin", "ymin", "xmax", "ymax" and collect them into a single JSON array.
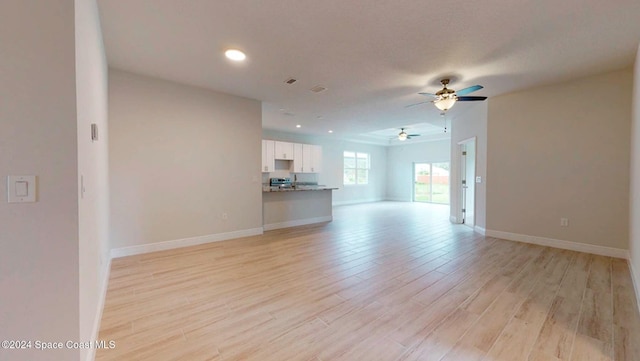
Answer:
[
  {"xmin": 487, "ymin": 69, "xmax": 632, "ymax": 251},
  {"xmin": 262, "ymin": 130, "xmax": 387, "ymax": 205},
  {"xmin": 0, "ymin": 1, "xmax": 80, "ymax": 360},
  {"xmin": 109, "ymin": 70, "xmax": 263, "ymax": 251},
  {"xmin": 75, "ymin": 0, "xmax": 110, "ymax": 360},
  {"xmin": 450, "ymin": 102, "xmax": 488, "ymax": 228},
  {"xmin": 630, "ymin": 44, "xmax": 640, "ymax": 306},
  {"xmin": 386, "ymin": 140, "xmax": 451, "ymax": 202}
]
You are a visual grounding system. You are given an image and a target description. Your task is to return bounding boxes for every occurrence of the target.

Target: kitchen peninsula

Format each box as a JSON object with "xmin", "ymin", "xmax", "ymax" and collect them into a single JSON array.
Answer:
[
  {"xmin": 262, "ymin": 181, "xmax": 338, "ymax": 230},
  {"xmin": 262, "ymin": 139, "xmax": 337, "ymax": 230}
]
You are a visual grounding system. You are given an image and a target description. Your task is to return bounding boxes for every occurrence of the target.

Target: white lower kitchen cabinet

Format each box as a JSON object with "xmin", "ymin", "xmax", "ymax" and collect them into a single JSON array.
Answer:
[{"xmin": 262, "ymin": 189, "xmax": 334, "ymax": 230}]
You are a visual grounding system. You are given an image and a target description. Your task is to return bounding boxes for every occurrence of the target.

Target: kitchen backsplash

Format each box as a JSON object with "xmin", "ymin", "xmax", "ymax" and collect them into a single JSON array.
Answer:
[{"xmin": 261, "ymin": 172, "xmax": 318, "ymax": 184}]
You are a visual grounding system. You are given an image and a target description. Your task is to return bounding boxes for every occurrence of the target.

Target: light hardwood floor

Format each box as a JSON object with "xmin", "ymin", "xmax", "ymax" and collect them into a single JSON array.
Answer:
[{"xmin": 97, "ymin": 202, "xmax": 640, "ymax": 360}]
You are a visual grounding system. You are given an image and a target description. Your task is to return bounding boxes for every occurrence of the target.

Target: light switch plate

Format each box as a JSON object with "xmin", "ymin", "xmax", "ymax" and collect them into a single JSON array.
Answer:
[
  {"xmin": 7, "ymin": 175, "xmax": 37, "ymax": 203},
  {"xmin": 475, "ymin": 176, "xmax": 482, "ymax": 183},
  {"xmin": 15, "ymin": 181, "xmax": 28, "ymax": 196}
]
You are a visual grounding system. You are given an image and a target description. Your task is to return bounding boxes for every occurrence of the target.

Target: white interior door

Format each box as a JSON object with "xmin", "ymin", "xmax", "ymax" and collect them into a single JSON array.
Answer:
[
  {"xmin": 460, "ymin": 148, "xmax": 466, "ymax": 221},
  {"xmin": 459, "ymin": 139, "xmax": 476, "ymax": 227},
  {"xmin": 464, "ymin": 141, "xmax": 475, "ymax": 227}
]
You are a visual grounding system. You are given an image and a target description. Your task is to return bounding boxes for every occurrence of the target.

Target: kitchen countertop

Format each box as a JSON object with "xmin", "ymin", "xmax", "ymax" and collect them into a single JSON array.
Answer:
[{"xmin": 262, "ymin": 185, "xmax": 339, "ymax": 192}]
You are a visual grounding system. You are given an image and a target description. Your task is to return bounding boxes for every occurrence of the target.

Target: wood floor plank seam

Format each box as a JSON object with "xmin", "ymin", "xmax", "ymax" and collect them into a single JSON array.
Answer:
[
  {"xmin": 438, "ymin": 246, "xmax": 544, "ymax": 360},
  {"xmin": 609, "ymin": 258, "xmax": 620, "ymax": 361},
  {"xmin": 524, "ymin": 251, "xmax": 576, "ymax": 360},
  {"xmin": 480, "ymin": 250, "xmax": 561, "ymax": 361},
  {"xmin": 568, "ymin": 254, "xmax": 595, "ymax": 361}
]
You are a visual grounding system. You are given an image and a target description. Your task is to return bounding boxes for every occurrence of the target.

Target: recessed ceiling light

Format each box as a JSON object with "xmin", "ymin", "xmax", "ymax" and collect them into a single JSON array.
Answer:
[
  {"xmin": 296, "ymin": 124, "xmax": 301, "ymax": 128},
  {"xmin": 328, "ymin": 130, "xmax": 333, "ymax": 133},
  {"xmin": 225, "ymin": 49, "xmax": 246, "ymax": 61}
]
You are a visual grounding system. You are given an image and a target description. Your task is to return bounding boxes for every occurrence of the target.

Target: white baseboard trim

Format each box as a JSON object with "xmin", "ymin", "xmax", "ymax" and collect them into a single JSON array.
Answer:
[
  {"xmin": 263, "ymin": 216, "xmax": 333, "ymax": 231},
  {"xmin": 628, "ymin": 258, "xmax": 640, "ymax": 315},
  {"xmin": 474, "ymin": 226, "xmax": 486, "ymax": 235},
  {"xmin": 85, "ymin": 256, "xmax": 111, "ymax": 361},
  {"xmin": 110, "ymin": 227, "xmax": 264, "ymax": 258},
  {"xmin": 383, "ymin": 197, "xmax": 411, "ymax": 202},
  {"xmin": 485, "ymin": 229, "xmax": 628, "ymax": 259},
  {"xmin": 333, "ymin": 198, "xmax": 385, "ymax": 206}
]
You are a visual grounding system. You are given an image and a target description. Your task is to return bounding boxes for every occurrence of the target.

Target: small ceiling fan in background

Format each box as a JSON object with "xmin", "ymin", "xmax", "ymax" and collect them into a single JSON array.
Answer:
[
  {"xmin": 407, "ymin": 78, "xmax": 487, "ymax": 111},
  {"xmin": 396, "ymin": 128, "xmax": 420, "ymax": 141}
]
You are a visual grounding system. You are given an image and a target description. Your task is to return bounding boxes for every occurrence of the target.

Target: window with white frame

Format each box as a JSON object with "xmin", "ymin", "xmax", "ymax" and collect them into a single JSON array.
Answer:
[{"xmin": 343, "ymin": 151, "xmax": 370, "ymax": 185}]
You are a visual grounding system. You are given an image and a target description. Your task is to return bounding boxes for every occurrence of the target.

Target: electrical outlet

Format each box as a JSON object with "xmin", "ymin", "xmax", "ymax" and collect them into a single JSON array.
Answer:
[
  {"xmin": 222, "ymin": 212, "xmax": 228, "ymax": 220},
  {"xmin": 560, "ymin": 218, "xmax": 569, "ymax": 227}
]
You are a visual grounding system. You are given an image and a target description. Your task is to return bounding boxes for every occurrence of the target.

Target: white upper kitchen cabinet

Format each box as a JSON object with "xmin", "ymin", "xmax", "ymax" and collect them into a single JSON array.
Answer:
[
  {"xmin": 298, "ymin": 144, "xmax": 322, "ymax": 173},
  {"xmin": 274, "ymin": 141, "xmax": 294, "ymax": 160},
  {"xmin": 266, "ymin": 140, "xmax": 322, "ymax": 173},
  {"xmin": 262, "ymin": 140, "xmax": 275, "ymax": 172},
  {"xmin": 302, "ymin": 144, "xmax": 313, "ymax": 173},
  {"xmin": 292, "ymin": 143, "xmax": 304, "ymax": 173},
  {"xmin": 310, "ymin": 144, "xmax": 322, "ymax": 173}
]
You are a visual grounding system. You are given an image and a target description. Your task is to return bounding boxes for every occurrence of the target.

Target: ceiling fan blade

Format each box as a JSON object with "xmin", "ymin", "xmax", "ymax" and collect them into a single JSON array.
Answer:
[
  {"xmin": 408, "ymin": 134, "xmax": 420, "ymax": 137},
  {"xmin": 457, "ymin": 96, "xmax": 487, "ymax": 101},
  {"xmin": 418, "ymin": 92, "xmax": 437, "ymax": 97},
  {"xmin": 404, "ymin": 100, "xmax": 431, "ymax": 108},
  {"xmin": 455, "ymin": 85, "xmax": 483, "ymax": 96}
]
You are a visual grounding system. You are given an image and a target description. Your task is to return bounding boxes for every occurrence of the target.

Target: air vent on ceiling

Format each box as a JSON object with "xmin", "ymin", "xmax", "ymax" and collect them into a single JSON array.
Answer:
[
  {"xmin": 284, "ymin": 78, "xmax": 297, "ymax": 85},
  {"xmin": 310, "ymin": 85, "xmax": 327, "ymax": 93}
]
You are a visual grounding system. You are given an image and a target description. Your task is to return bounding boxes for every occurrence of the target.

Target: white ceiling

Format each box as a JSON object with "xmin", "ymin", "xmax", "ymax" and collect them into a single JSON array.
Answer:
[{"xmin": 97, "ymin": 0, "xmax": 640, "ymax": 145}]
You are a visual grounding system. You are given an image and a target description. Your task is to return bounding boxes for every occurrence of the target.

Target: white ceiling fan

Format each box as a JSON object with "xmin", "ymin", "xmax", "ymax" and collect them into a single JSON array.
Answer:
[{"xmin": 396, "ymin": 128, "xmax": 420, "ymax": 141}]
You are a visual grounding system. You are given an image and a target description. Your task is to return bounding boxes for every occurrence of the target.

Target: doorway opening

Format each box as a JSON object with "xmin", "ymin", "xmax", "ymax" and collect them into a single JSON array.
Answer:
[{"xmin": 413, "ymin": 162, "xmax": 450, "ymax": 204}]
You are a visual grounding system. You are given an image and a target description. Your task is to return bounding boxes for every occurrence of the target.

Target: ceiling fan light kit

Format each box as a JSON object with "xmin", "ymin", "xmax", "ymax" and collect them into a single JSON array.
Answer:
[{"xmin": 434, "ymin": 95, "xmax": 457, "ymax": 111}]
